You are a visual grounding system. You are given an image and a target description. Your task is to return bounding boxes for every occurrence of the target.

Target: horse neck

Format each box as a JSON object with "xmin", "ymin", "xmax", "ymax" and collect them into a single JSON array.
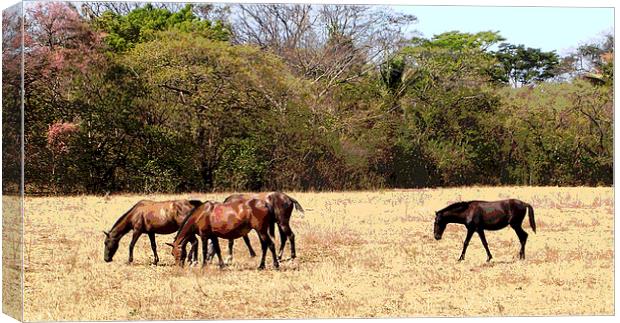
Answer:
[
  {"xmin": 174, "ymin": 215, "xmax": 196, "ymax": 246},
  {"xmin": 444, "ymin": 212, "xmax": 467, "ymax": 225},
  {"xmin": 109, "ymin": 215, "xmax": 133, "ymax": 239}
]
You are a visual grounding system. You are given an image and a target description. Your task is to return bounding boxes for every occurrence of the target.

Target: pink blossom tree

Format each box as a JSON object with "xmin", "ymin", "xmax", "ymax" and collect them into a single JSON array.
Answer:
[{"xmin": 47, "ymin": 121, "xmax": 79, "ymax": 154}]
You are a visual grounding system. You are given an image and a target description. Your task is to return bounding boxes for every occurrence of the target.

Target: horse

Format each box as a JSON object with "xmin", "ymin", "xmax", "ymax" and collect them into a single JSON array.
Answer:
[
  {"xmin": 170, "ymin": 199, "xmax": 279, "ymax": 270},
  {"xmin": 223, "ymin": 192, "xmax": 304, "ymax": 260},
  {"xmin": 433, "ymin": 199, "xmax": 536, "ymax": 262},
  {"xmin": 103, "ymin": 199, "xmax": 201, "ymax": 265}
]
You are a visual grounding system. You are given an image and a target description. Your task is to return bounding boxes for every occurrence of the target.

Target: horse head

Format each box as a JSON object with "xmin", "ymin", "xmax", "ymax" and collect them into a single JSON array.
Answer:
[
  {"xmin": 103, "ymin": 231, "xmax": 120, "ymax": 262},
  {"xmin": 167, "ymin": 241, "xmax": 186, "ymax": 266},
  {"xmin": 433, "ymin": 211, "xmax": 447, "ymax": 240}
]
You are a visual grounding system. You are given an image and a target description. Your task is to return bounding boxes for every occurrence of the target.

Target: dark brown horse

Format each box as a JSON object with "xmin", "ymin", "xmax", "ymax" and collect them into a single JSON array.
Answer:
[
  {"xmin": 171, "ymin": 199, "xmax": 279, "ymax": 270},
  {"xmin": 434, "ymin": 199, "xmax": 536, "ymax": 262},
  {"xmin": 224, "ymin": 191, "xmax": 304, "ymax": 260},
  {"xmin": 103, "ymin": 199, "xmax": 201, "ymax": 265}
]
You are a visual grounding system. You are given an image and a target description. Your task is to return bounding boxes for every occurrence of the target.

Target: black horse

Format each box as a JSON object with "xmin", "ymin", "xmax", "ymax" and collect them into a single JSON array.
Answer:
[{"xmin": 434, "ymin": 199, "xmax": 536, "ymax": 262}]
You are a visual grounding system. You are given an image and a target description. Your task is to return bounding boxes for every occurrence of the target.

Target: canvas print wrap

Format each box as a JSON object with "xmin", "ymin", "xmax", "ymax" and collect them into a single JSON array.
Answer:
[
  {"xmin": 1, "ymin": 1, "xmax": 615, "ymax": 321},
  {"xmin": 2, "ymin": 1, "xmax": 24, "ymax": 321}
]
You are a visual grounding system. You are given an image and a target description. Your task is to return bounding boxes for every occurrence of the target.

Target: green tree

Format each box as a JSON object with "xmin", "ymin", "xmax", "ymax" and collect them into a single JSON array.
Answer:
[
  {"xmin": 499, "ymin": 81, "xmax": 612, "ymax": 185},
  {"xmin": 493, "ymin": 43, "xmax": 560, "ymax": 87},
  {"xmin": 94, "ymin": 3, "xmax": 230, "ymax": 52},
  {"xmin": 384, "ymin": 31, "xmax": 506, "ymax": 185},
  {"xmin": 121, "ymin": 32, "xmax": 317, "ymax": 190}
]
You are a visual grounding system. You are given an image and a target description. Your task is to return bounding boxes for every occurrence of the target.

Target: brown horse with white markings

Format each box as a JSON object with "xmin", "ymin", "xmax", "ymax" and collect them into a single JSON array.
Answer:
[
  {"xmin": 171, "ymin": 199, "xmax": 279, "ymax": 270},
  {"xmin": 434, "ymin": 199, "xmax": 536, "ymax": 262},
  {"xmin": 103, "ymin": 199, "xmax": 201, "ymax": 265},
  {"xmin": 224, "ymin": 192, "xmax": 304, "ymax": 260}
]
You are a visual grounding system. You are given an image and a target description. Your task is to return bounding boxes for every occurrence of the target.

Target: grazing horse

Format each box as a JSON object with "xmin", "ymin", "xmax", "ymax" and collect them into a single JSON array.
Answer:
[
  {"xmin": 103, "ymin": 199, "xmax": 201, "ymax": 265},
  {"xmin": 434, "ymin": 199, "xmax": 536, "ymax": 262},
  {"xmin": 223, "ymin": 192, "xmax": 304, "ymax": 260},
  {"xmin": 171, "ymin": 199, "xmax": 279, "ymax": 270}
]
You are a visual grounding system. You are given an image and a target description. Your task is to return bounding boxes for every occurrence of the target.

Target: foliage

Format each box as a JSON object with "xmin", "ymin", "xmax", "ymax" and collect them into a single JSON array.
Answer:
[
  {"xmin": 499, "ymin": 81, "xmax": 612, "ymax": 185},
  {"xmin": 94, "ymin": 3, "xmax": 230, "ymax": 52},
  {"xmin": 2, "ymin": 5, "xmax": 23, "ymax": 193},
  {"xmin": 16, "ymin": 2, "xmax": 613, "ymax": 194},
  {"xmin": 391, "ymin": 32, "xmax": 506, "ymax": 185},
  {"xmin": 558, "ymin": 34, "xmax": 614, "ymax": 86},
  {"xmin": 493, "ymin": 43, "xmax": 560, "ymax": 87}
]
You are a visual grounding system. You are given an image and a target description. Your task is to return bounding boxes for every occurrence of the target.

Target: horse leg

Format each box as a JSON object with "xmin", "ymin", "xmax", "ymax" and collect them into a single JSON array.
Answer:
[
  {"xmin": 511, "ymin": 224, "xmax": 529, "ymax": 259},
  {"xmin": 267, "ymin": 232, "xmax": 280, "ymax": 269},
  {"xmin": 211, "ymin": 237, "xmax": 225, "ymax": 269},
  {"xmin": 277, "ymin": 224, "xmax": 287, "ymax": 260},
  {"xmin": 177, "ymin": 240, "xmax": 188, "ymax": 267},
  {"xmin": 278, "ymin": 223, "xmax": 296, "ymax": 260},
  {"xmin": 128, "ymin": 231, "xmax": 142, "ymax": 263},
  {"xmin": 226, "ymin": 239, "xmax": 234, "ymax": 264},
  {"xmin": 201, "ymin": 235, "xmax": 210, "ymax": 268},
  {"xmin": 258, "ymin": 231, "xmax": 279, "ymax": 270},
  {"xmin": 284, "ymin": 224, "xmax": 296, "ymax": 260},
  {"xmin": 257, "ymin": 233, "xmax": 268, "ymax": 270},
  {"xmin": 205, "ymin": 239, "xmax": 215, "ymax": 263},
  {"xmin": 188, "ymin": 235, "xmax": 199, "ymax": 265},
  {"xmin": 459, "ymin": 228, "xmax": 475, "ymax": 261},
  {"xmin": 147, "ymin": 233, "xmax": 159, "ymax": 265},
  {"xmin": 477, "ymin": 229, "xmax": 493, "ymax": 262},
  {"xmin": 242, "ymin": 234, "xmax": 256, "ymax": 257}
]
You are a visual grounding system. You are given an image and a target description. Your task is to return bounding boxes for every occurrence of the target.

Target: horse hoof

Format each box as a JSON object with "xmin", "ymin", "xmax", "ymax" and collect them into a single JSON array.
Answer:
[{"xmin": 257, "ymin": 266, "xmax": 265, "ymax": 270}]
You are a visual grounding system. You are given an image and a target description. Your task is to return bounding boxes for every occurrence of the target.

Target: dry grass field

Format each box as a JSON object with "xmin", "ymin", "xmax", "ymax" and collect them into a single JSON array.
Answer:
[{"xmin": 20, "ymin": 187, "xmax": 613, "ymax": 321}]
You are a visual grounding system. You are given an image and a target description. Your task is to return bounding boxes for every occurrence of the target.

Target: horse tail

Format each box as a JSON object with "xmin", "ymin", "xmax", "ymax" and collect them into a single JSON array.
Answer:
[
  {"xmin": 266, "ymin": 201, "xmax": 276, "ymax": 223},
  {"xmin": 525, "ymin": 203, "xmax": 536, "ymax": 233},
  {"xmin": 289, "ymin": 196, "xmax": 305, "ymax": 218}
]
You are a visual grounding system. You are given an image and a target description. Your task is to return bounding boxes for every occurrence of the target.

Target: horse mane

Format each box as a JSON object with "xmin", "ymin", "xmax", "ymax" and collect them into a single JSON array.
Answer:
[
  {"xmin": 188, "ymin": 200, "xmax": 202, "ymax": 208},
  {"xmin": 110, "ymin": 202, "xmax": 140, "ymax": 232},
  {"xmin": 174, "ymin": 200, "xmax": 213, "ymax": 241},
  {"xmin": 175, "ymin": 208, "xmax": 197, "ymax": 241},
  {"xmin": 223, "ymin": 194, "xmax": 244, "ymax": 203},
  {"xmin": 438, "ymin": 201, "xmax": 472, "ymax": 214}
]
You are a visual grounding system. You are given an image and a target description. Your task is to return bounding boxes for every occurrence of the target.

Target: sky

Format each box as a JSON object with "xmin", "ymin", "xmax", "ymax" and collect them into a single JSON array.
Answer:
[
  {"xmin": 396, "ymin": 5, "xmax": 614, "ymax": 55},
  {"xmin": 0, "ymin": 1, "xmax": 615, "ymax": 56}
]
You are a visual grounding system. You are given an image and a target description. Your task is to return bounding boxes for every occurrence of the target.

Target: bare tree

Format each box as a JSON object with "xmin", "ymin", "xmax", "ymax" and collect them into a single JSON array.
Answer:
[
  {"xmin": 231, "ymin": 4, "xmax": 417, "ymax": 99},
  {"xmin": 79, "ymin": 2, "xmax": 188, "ymax": 19},
  {"xmin": 234, "ymin": 5, "xmax": 315, "ymax": 61}
]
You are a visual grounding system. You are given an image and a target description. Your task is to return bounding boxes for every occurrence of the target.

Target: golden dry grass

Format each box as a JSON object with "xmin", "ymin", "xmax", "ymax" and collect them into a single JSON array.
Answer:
[
  {"xmin": 21, "ymin": 187, "xmax": 613, "ymax": 321},
  {"xmin": 3, "ymin": 195, "xmax": 23, "ymax": 321}
]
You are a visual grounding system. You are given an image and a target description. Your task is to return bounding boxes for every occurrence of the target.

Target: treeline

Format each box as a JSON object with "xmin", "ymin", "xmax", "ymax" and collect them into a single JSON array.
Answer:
[{"xmin": 2, "ymin": 2, "xmax": 613, "ymax": 194}]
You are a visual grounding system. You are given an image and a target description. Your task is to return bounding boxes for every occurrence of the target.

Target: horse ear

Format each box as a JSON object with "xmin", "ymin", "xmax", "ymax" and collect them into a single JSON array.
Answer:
[{"xmin": 103, "ymin": 231, "xmax": 110, "ymax": 237}]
